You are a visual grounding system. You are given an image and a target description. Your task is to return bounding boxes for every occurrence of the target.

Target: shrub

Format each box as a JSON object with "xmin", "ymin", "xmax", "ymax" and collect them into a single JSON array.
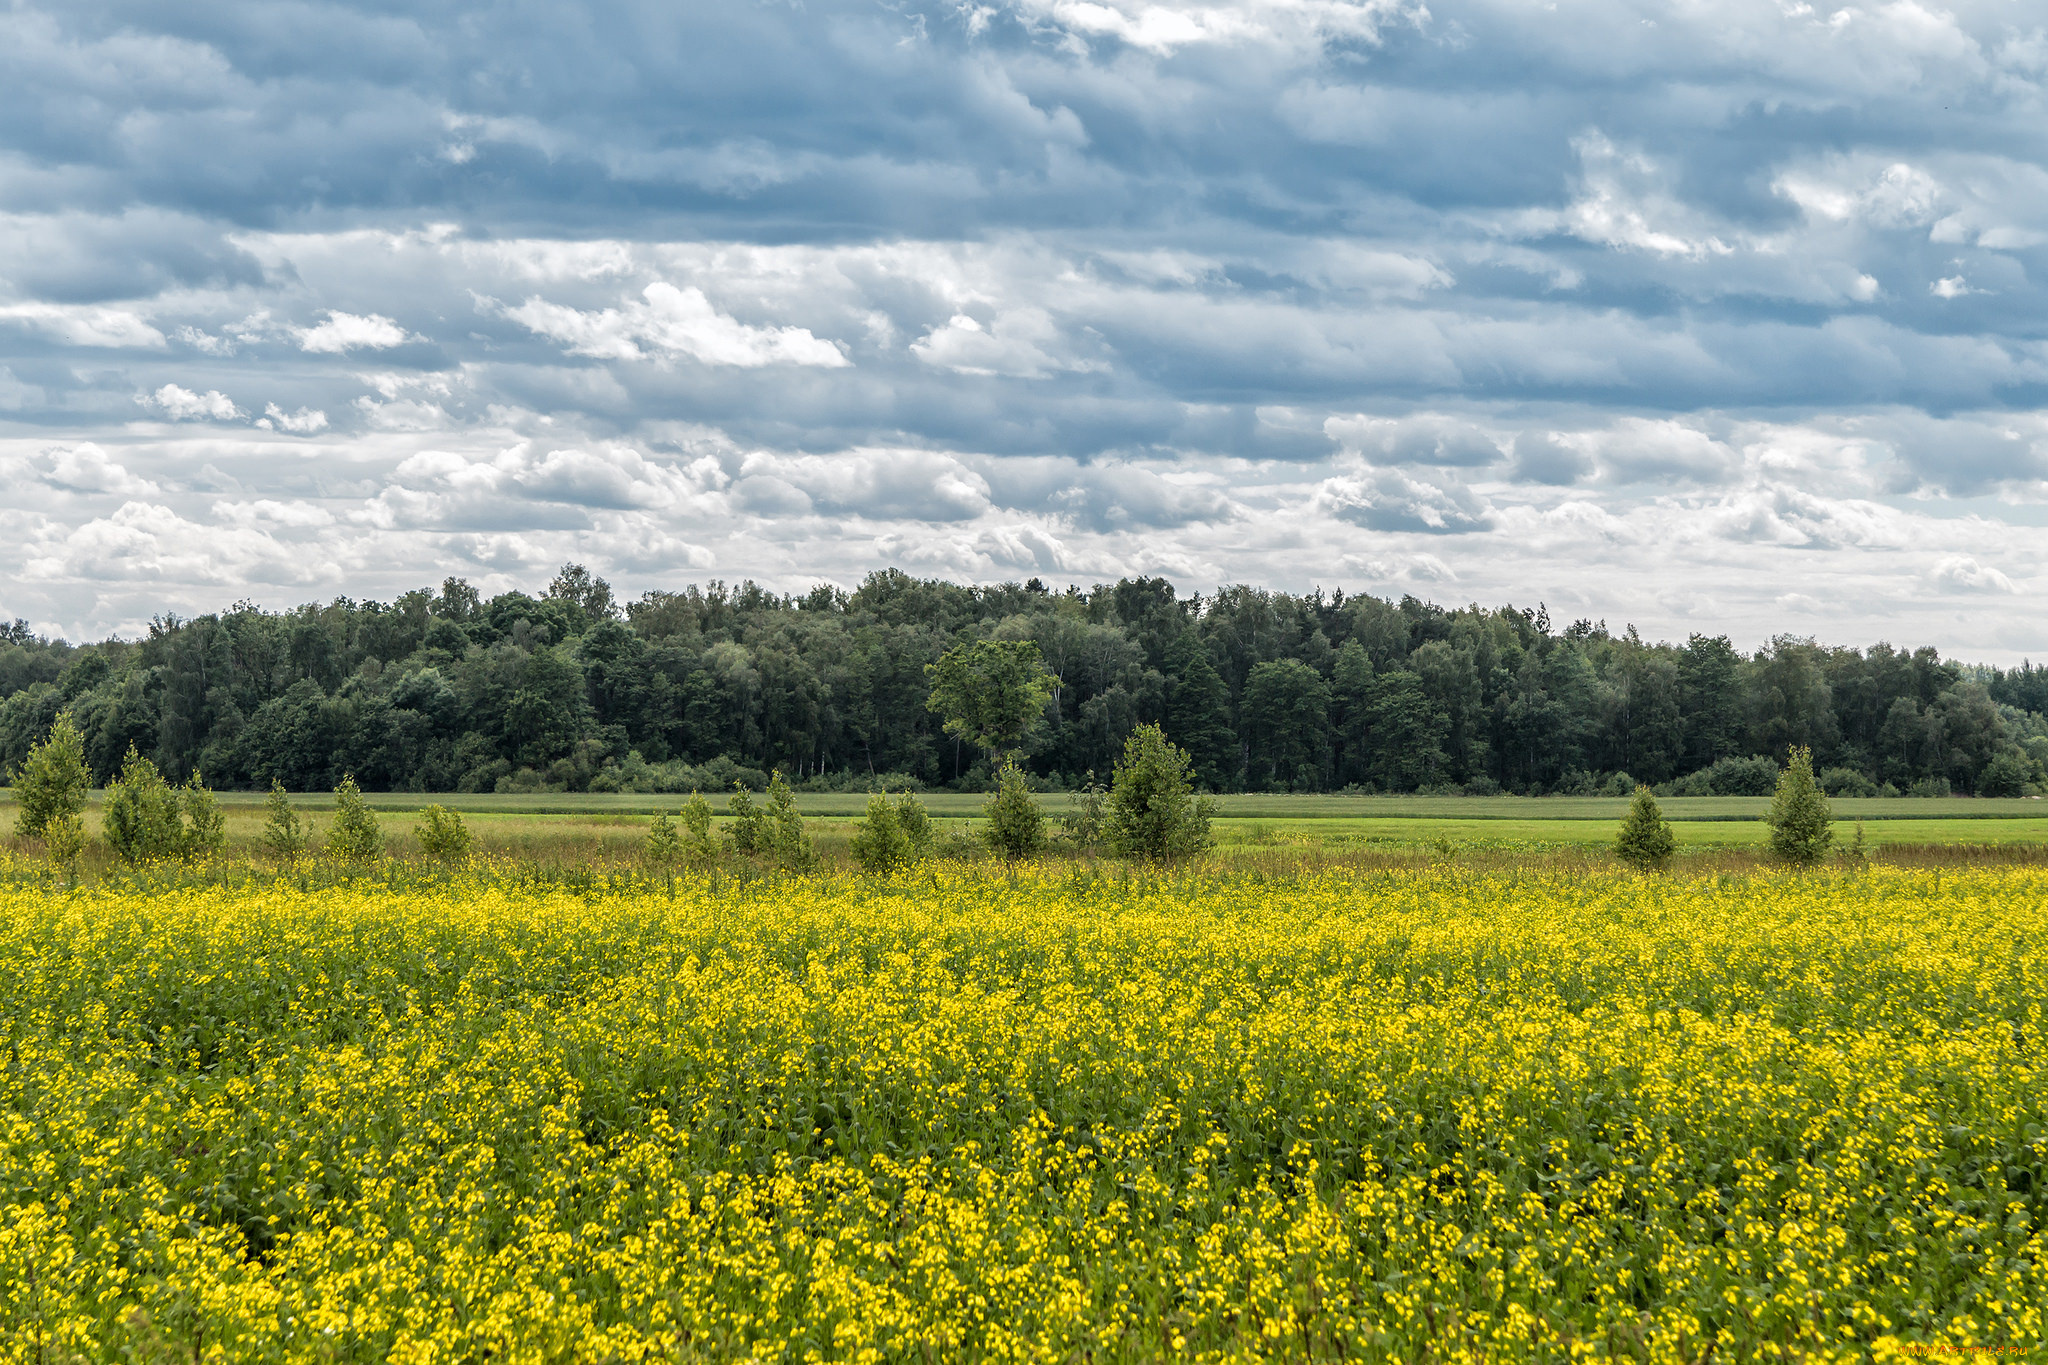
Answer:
[
  {"xmin": 12, "ymin": 710, "xmax": 90, "ymax": 842},
  {"xmin": 1907, "ymin": 776, "xmax": 1951, "ymax": 799},
  {"xmin": 680, "ymin": 792, "xmax": 717, "ymax": 866},
  {"xmin": 1766, "ymin": 745, "xmax": 1833, "ymax": 866},
  {"xmin": 1613, "ymin": 787, "xmax": 1676, "ymax": 870},
  {"xmin": 894, "ymin": 793, "xmax": 934, "ymax": 860},
  {"xmin": 644, "ymin": 811, "xmax": 681, "ymax": 867},
  {"xmin": 327, "ymin": 775, "xmax": 384, "ymax": 863},
  {"xmin": 43, "ymin": 811, "xmax": 86, "ymax": 870},
  {"xmin": 724, "ymin": 783, "xmax": 769, "ymax": 856},
  {"xmin": 103, "ymin": 746, "xmax": 183, "ymax": 864},
  {"xmin": 179, "ymin": 772, "xmax": 226, "ymax": 862},
  {"xmin": 981, "ymin": 762, "xmax": 1046, "ymax": 861},
  {"xmin": 261, "ymin": 780, "xmax": 310, "ymax": 863},
  {"xmin": 416, "ymin": 805, "xmax": 473, "ymax": 863},
  {"xmin": 850, "ymin": 793, "xmax": 910, "ymax": 873},
  {"xmin": 1978, "ymin": 750, "xmax": 2034, "ymax": 798},
  {"xmin": 1102, "ymin": 724, "xmax": 1215, "ymax": 861},
  {"xmin": 1820, "ymin": 767, "xmax": 1879, "ymax": 798},
  {"xmin": 1059, "ymin": 772, "xmax": 1107, "ymax": 850},
  {"xmin": 765, "ymin": 771, "xmax": 817, "ymax": 873}
]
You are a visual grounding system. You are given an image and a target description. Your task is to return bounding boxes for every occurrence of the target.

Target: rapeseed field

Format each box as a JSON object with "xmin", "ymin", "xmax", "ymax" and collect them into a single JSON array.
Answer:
[{"xmin": 0, "ymin": 865, "xmax": 2041, "ymax": 1362}]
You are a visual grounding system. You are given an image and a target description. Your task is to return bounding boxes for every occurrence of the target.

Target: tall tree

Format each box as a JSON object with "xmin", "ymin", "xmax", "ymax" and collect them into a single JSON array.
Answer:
[{"xmin": 1163, "ymin": 636, "xmax": 1236, "ymax": 791}]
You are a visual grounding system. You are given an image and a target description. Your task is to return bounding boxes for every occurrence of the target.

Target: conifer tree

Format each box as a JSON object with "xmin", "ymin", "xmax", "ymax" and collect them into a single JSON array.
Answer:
[
  {"xmin": 1164, "ymin": 636, "xmax": 1237, "ymax": 791},
  {"xmin": 1766, "ymin": 744, "xmax": 1833, "ymax": 865},
  {"xmin": 1613, "ymin": 786, "xmax": 1677, "ymax": 870}
]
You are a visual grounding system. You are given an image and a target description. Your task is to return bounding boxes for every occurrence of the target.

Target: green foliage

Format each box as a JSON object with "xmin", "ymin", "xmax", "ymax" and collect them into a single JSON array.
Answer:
[
  {"xmin": 893, "ymin": 793, "xmax": 934, "ymax": 861},
  {"xmin": 179, "ymin": 772, "xmax": 226, "ymax": 862},
  {"xmin": 104, "ymin": 746, "xmax": 184, "ymax": 864},
  {"xmin": 260, "ymin": 780, "xmax": 309, "ymax": 863},
  {"xmin": 327, "ymin": 774, "xmax": 384, "ymax": 863},
  {"xmin": 1101, "ymin": 723, "xmax": 1215, "ymax": 861},
  {"xmin": 1059, "ymin": 771, "xmax": 1107, "ymax": 850},
  {"xmin": 724, "ymin": 783, "xmax": 768, "ymax": 856},
  {"xmin": 1163, "ymin": 639, "xmax": 1236, "ymax": 791},
  {"xmin": 924, "ymin": 639, "xmax": 1057, "ymax": 763},
  {"xmin": 765, "ymin": 771, "xmax": 817, "ymax": 872},
  {"xmin": 679, "ymin": 792, "xmax": 717, "ymax": 866},
  {"xmin": 980, "ymin": 761, "xmax": 1046, "ymax": 861},
  {"xmin": 1841, "ymin": 820, "xmax": 1869, "ymax": 867},
  {"xmin": 42, "ymin": 810, "xmax": 86, "ymax": 870},
  {"xmin": 850, "ymin": 793, "xmax": 911, "ymax": 873},
  {"xmin": 644, "ymin": 811, "xmax": 681, "ymax": 867},
  {"xmin": 1978, "ymin": 750, "xmax": 2034, "ymax": 798},
  {"xmin": 1766, "ymin": 745, "xmax": 1833, "ymax": 866},
  {"xmin": 12, "ymin": 709, "xmax": 90, "ymax": 841},
  {"xmin": 1613, "ymin": 786, "xmax": 1677, "ymax": 870},
  {"xmin": 416, "ymin": 804, "xmax": 473, "ymax": 863}
]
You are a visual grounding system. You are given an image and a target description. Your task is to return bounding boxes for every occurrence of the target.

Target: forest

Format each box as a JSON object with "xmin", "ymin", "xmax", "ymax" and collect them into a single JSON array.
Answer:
[{"xmin": 2, "ymin": 566, "xmax": 2045, "ymax": 798}]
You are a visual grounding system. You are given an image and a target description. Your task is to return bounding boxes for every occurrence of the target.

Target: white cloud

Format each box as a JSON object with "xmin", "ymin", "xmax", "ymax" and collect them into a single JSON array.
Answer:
[
  {"xmin": 39, "ymin": 443, "xmax": 161, "ymax": 496},
  {"xmin": 299, "ymin": 311, "xmax": 412, "ymax": 353},
  {"xmin": 1928, "ymin": 555, "xmax": 2019, "ymax": 594},
  {"xmin": 140, "ymin": 383, "xmax": 242, "ymax": 421},
  {"xmin": 0, "ymin": 302, "xmax": 166, "ymax": 349},
  {"xmin": 260, "ymin": 403, "xmax": 330, "ymax": 434},
  {"xmin": 504, "ymin": 282, "xmax": 848, "ymax": 367}
]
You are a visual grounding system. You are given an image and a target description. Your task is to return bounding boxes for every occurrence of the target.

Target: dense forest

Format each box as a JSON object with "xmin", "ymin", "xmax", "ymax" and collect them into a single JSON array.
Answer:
[{"xmin": 3, "ymin": 567, "xmax": 2045, "ymax": 798}]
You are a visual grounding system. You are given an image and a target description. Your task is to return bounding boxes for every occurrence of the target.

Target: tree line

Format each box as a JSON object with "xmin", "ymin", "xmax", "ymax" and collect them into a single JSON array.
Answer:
[{"xmin": 2, "ymin": 566, "xmax": 2044, "ymax": 797}]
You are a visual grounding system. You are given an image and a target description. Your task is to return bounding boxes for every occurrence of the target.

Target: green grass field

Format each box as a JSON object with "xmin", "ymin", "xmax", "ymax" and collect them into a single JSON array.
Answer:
[{"xmin": 5, "ymin": 787, "xmax": 2045, "ymax": 866}]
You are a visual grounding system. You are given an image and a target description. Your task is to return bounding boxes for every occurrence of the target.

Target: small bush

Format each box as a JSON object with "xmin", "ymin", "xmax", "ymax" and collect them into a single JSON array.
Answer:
[
  {"xmin": 1059, "ymin": 772, "xmax": 1107, "ymax": 850},
  {"xmin": 850, "ymin": 793, "xmax": 911, "ymax": 873},
  {"xmin": 1101, "ymin": 724, "xmax": 1214, "ymax": 862},
  {"xmin": 765, "ymin": 772, "xmax": 817, "ymax": 873},
  {"xmin": 894, "ymin": 793, "xmax": 934, "ymax": 860},
  {"xmin": 982, "ymin": 762, "xmax": 1046, "ymax": 861},
  {"xmin": 724, "ymin": 783, "xmax": 769, "ymax": 855},
  {"xmin": 104, "ymin": 746, "xmax": 183, "ymax": 864},
  {"xmin": 327, "ymin": 775, "xmax": 384, "ymax": 863},
  {"xmin": 1907, "ymin": 776, "xmax": 1952, "ymax": 799},
  {"xmin": 12, "ymin": 710, "xmax": 90, "ymax": 842},
  {"xmin": 1766, "ymin": 745, "xmax": 1833, "ymax": 866},
  {"xmin": 1613, "ymin": 787, "xmax": 1676, "ymax": 870},
  {"xmin": 679, "ymin": 792, "xmax": 717, "ymax": 866},
  {"xmin": 416, "ymin": 805, "xmax": 472, "ymax": 863},
  {"xmin": 261, "ymin": 781, "xmax": 310, "ymax": 863},
  {"xmin": 179, "ymin": 772, "xmax": 226, "ymax": 862}
]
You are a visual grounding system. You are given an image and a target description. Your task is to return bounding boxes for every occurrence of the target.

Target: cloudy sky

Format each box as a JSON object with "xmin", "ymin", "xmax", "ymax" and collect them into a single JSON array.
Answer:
[{"xmin": 2, "ymin": 0, "xmax": 2045, "ymax": 658}]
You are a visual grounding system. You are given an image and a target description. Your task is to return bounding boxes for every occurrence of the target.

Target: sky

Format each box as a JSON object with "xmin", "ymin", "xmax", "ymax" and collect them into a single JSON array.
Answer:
[{"xmin": 1, "ymin": 0, "xmax": 2045, "ymax": 660}]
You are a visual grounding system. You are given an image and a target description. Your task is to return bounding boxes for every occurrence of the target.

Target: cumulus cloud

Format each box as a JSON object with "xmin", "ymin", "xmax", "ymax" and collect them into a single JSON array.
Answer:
[
  {"xmin": 140, "ymin": 384, "xmax": 242, "ymax": 421},
  {"xmin": 259, "ymin": 403, "xmax": 329, "ymax": 434},
  {"xmin": 39, "ymin": 443, "xmax": 162, "ymax": 496},
  {"xmin": 1928, "ymin": 556, "xmax": 2019, "ymax": 595},
  {"xmin": 298, "ymin": 311, "xmax": 412, "ymax": 353},
  {"xmin": 504, "ymin": 283, "xmax": 848, "ymax": 367}
]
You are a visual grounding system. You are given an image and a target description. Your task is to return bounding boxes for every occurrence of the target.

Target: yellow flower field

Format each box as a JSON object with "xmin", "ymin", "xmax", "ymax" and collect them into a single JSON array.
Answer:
[{"xmin": 1, "ymin": 866, "xmax": 2042, "ymax": 1362}]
